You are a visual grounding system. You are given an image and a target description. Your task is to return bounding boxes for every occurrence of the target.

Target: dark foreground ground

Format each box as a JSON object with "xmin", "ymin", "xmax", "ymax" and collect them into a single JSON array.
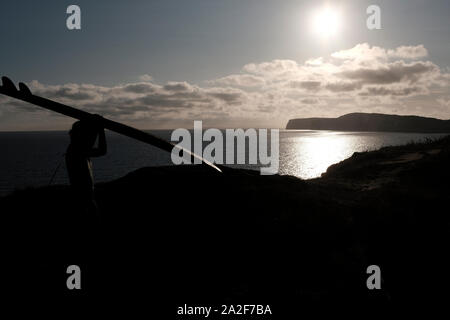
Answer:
[{"xmin": 2, "ymin": 136, "xmax": 450, "ymax": 316}]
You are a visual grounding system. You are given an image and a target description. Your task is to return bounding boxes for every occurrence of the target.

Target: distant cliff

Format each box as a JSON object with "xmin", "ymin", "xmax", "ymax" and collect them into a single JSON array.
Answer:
[{"xmin": 286, "ymin": 113, "xmax": 450, "ymax": 133}]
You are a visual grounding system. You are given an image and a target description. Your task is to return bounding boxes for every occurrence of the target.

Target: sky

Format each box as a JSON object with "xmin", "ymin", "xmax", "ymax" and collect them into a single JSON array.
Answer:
[{"xmin": 0, "ymin": 0, "xmax": 449, "ymax": 130}]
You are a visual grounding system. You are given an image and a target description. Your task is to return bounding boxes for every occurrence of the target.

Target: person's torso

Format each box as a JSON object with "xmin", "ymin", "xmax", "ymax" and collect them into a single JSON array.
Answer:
[{"xmin": 65, "ymin": 146, "xmax": 94, "ymax": 189}]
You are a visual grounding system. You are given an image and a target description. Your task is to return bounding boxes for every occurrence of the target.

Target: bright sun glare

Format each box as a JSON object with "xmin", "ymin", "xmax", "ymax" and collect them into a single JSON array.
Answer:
[{"xmin": 312, "ymin": 6, "xmax": 341, "ymax": 38}]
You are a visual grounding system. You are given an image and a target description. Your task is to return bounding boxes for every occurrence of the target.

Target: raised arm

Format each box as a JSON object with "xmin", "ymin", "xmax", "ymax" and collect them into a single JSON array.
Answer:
[{"xmin": 88, "ymin": 115, "xmax": 107, "ymax": 157}]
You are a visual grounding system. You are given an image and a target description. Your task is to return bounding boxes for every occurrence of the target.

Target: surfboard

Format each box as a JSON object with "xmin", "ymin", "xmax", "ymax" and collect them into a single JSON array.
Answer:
[{"xmin": 0, "ymin": 76, "xmax": 222, "ymax": 173}]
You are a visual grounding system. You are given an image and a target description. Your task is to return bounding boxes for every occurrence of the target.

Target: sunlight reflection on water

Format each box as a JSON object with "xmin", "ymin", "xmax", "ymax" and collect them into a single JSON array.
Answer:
[{"xmin": 278, "ymin": 130, "xmax": 447, "ymax": 179}]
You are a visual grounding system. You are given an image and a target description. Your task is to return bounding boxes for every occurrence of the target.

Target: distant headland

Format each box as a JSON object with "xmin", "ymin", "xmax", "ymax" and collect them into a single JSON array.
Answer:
[{"xmin": 286, "ymin": 113, "xmax": 450, "ymax": 133}]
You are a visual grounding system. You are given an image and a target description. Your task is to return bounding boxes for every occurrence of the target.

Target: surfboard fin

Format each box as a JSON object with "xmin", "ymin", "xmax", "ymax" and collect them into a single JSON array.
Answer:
[
  {"xmin": 1, "ymin": 76, "xmax": 18, "ymax": 93},
  {"xmin": 18, "ymin": 82, "xmax": 32, "ymax": 96}
]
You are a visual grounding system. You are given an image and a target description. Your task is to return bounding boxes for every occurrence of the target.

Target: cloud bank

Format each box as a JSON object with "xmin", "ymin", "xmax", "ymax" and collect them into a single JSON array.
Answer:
[{"xmin": 1, "ymin": 43, "xmax": 449, "ymax": 130}]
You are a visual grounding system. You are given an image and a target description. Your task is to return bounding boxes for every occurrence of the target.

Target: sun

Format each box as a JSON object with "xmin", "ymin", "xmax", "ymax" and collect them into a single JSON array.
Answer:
[{"xmin": 312, "ymin": 6, "xmax": 341, "ymax": 38}]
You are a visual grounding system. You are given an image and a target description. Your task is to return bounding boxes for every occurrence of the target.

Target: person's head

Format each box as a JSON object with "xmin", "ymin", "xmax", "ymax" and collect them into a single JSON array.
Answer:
[{"xmin": 69, "ymin": 121, "xmax": 98, "ymax": 149}]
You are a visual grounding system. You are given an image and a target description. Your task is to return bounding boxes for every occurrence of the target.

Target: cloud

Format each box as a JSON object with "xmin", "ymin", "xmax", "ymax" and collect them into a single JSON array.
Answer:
[
  {"xmin": 387, "ymin": 45, "xmax": 428, "ymax": 59},
  {"xmin": 163, "ymin": 81, "xmax": 193, "ymax": 92},
  {"xmin": 11, "ymin": 78, "xmax": 250, "ymax": 126},
  {"xmin": 206, "ymin": 87, "xmax": 245, "ymax": 104},
  {"xmin": 358, "ymin": 86, "xmax": 427, "ymax": 97},
  {"xmin": 2, "ymin": 43, "xmax": 449, "ymax": 130},
  {"xmin": 122, "ymin": 82, "xmax": 156, "ymax": 94},
  {"xmin": 324, "ymin": 81, "xmax": 362, "ymax": 92},
  {"xmin": 305, "ymin": 57, "xmax": 324, "ymax": 66},
  {"xmin": 331, "ymin": 43, "xmax": 387, "ymax": 61},
  {"xmin": 289, "ymin": 81, "xmax": 322, "ymax": 91},
  {"xmin": 331, "ymin": 43, "xmax": 429, "ymax": 62},
  {"xmin": 437, "ymin": 98, "xmax": 450, "ymax": 107},
  {"xmin": 338, "ymin": 61, "xmax": 438, "ymax": 85},
  {"xmin": 30, "ymin": 81, "xmax": 101, "ymax": 101},
  {"xmin": 243, "ymin": 59, "xmax": 299, "ymax": 75},
  {"xmin": 138, "ymin": 74, "xmax": 154, "ymax": 82},
  {"xmin": 213, "ymin": 74, "xmax": 265, "ymax": 87},
  {"xmin": 300, "ymin": 98, "xmax": 324, "ymax": 105}
]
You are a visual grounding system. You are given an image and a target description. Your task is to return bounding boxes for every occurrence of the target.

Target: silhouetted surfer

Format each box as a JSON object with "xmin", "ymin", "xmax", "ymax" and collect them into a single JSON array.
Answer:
[{"xmin": 66, "ymin": 116, "xmax": 107, "ymax": 221}]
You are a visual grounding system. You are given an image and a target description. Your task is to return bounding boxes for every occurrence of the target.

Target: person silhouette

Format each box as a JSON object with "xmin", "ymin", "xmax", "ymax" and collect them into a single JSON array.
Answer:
[{"xmin": 65, "ymin": 115, "xmax": 107, "ymax": 221}]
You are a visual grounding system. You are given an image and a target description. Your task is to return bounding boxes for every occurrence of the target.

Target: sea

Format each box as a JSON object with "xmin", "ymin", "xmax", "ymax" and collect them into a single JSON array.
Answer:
[{"xmin": 0, "ymin": 130, "xmax": 447, "ymax": 196}]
